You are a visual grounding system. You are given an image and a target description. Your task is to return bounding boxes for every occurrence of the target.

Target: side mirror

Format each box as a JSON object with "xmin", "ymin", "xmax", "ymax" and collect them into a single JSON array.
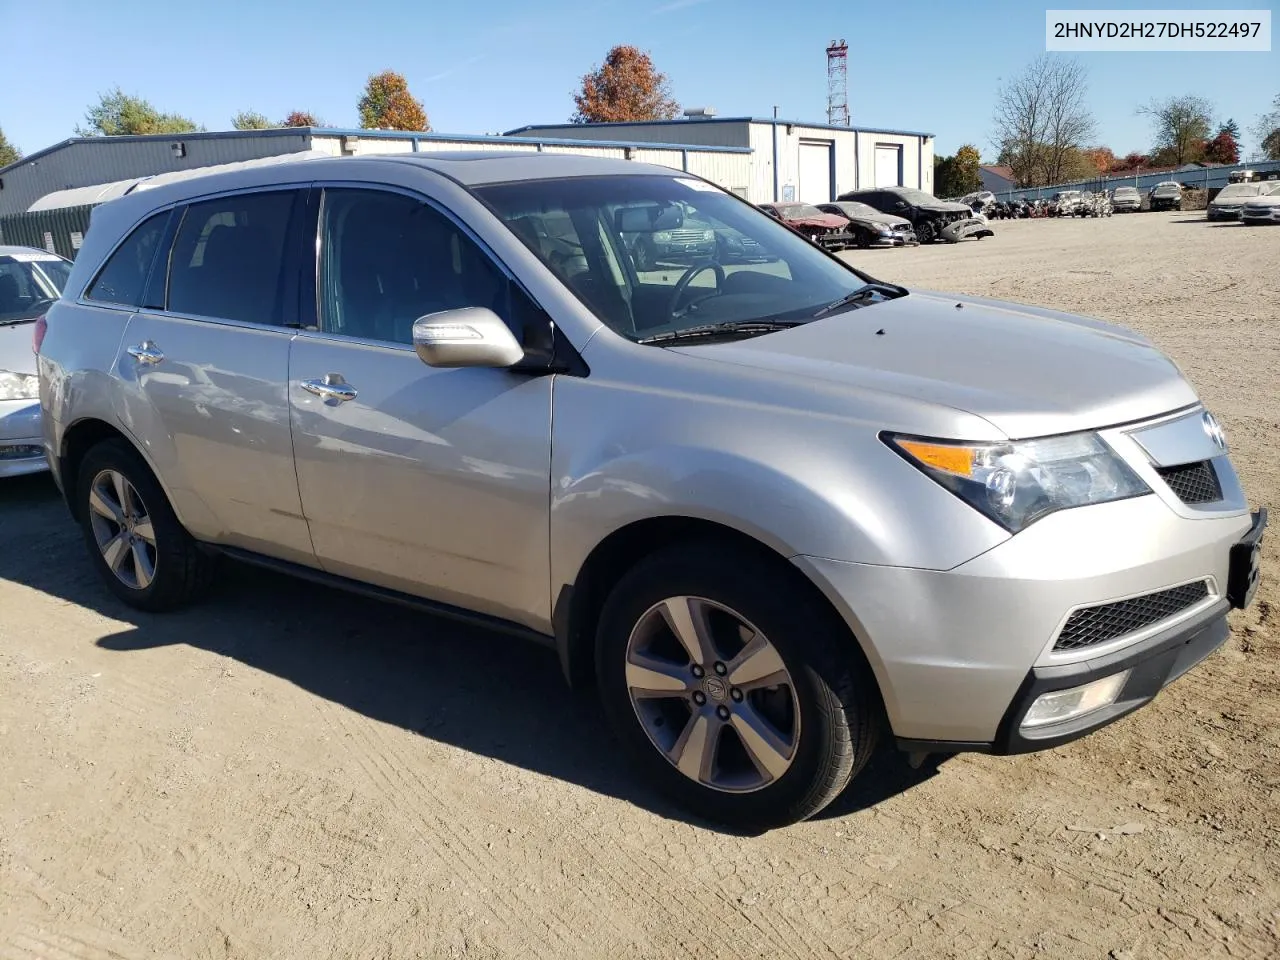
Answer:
[{"xmin": 412, "ymin": 307, "xmax": 525, "ymax": 369}]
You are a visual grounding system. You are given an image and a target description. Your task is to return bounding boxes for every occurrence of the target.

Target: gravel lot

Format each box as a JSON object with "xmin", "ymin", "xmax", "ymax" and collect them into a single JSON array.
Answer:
[{"xmin": 1, "ymin": 212, "xmax": 1277, "ymax": 960}]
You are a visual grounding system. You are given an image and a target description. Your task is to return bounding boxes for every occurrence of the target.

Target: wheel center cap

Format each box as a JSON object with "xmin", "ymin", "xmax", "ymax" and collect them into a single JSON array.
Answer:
[{"xmin": 703, "ymin": 676, "xmax": 728, "ymax": 702}]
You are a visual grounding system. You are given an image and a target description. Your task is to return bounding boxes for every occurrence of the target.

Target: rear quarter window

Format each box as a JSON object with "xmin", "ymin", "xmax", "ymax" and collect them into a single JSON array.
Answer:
[{"xmin": 85, "ymin": 211, "xmax": 171, "ymax": 307}]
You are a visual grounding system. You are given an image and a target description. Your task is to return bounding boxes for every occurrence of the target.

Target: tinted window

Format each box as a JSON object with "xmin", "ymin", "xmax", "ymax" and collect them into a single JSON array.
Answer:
[
  {"xmin": 168, "ymin": 191, "xmax": 298, "ymax": 324},
  {"xmin": 318, "ymin": 188, "xmax": 509, "ymax": 345},
  {"xmin": 85, "ymin": 211, "xmax": 169, "ymax": 306}
]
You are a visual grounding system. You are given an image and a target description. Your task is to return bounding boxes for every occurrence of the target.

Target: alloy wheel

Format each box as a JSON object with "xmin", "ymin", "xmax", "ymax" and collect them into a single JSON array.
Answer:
[
  {"xmin": 87, "ymin": 469, "xmax": 158, "ymax": 590},
  {"xmin": 624, "ymin": 596, "xmax": 801, "ymax": 793}
]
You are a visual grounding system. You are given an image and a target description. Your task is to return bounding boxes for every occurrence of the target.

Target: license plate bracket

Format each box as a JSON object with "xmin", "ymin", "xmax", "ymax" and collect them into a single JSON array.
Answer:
[{"xmin": 1227, "ymin": 507, "xmax": 1267, "ymax": 609}]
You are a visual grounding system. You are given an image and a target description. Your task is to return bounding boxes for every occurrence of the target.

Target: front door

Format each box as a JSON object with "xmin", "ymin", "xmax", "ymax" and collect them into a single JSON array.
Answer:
[
  {"xmin": 288, "ymin": 186, "xmax": 553, "ymax": 632},
  {"xmin": 116, "ymin": 187, "xmax": 315, "ymax": 565}
]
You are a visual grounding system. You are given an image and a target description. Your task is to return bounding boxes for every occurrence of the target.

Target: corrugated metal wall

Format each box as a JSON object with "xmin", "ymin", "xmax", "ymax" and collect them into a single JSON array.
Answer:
[
  {"xmin": 0, "ymin": 132, "xmax": 312, "ymax": 216},
  {"xmin": 0, "ymin": 205, "xmax": 95, "ymax": 259},
  {"xmin": 511, "ymin": 122, "xmax": 751, "ymax": 148}
]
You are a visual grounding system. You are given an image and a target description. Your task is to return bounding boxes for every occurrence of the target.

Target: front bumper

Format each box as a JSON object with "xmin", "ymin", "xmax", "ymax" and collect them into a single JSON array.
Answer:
[
  {"xmin": 0, "ymin": 397, "xmax": 48, "ymax": 478},
  {"xmin": 1208, "ymin": 206, "xmax": 1242, "ymax": 220},
  {"xmin": 795, "ymin": 495, "xmax": 1258, "ymax": 746},
  {"xmin": 1242, "ymin": 208, "xmax": 1280, "ymax": 223}
]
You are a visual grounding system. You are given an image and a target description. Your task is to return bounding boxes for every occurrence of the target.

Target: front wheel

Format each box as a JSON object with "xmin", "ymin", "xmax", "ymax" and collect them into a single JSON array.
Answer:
[
  {"xmin": 77, "ymin": 439, "xmax": 215, "ymax": 611},
  {"xmin": 915, "ymin": 220, "xmax": 936, "ymax": 244},
  {"xmin": 596, "ymin": 542, "xmax": 879, "ymax": 830}
]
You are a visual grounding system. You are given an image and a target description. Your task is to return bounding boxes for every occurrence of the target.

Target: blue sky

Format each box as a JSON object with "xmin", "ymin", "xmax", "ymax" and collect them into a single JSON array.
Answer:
[{"xmin": 4, "ymin": 0, "xmax": 1277, "ymax": 160}]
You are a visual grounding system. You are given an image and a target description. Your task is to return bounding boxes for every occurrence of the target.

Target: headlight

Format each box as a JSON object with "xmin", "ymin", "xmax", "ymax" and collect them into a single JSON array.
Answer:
[
  {"xmin": 702, "ymin": 230, "xmax": 714, "ymax": 241},
  {"xmin": 0, "ymin": 371, "xmax": 39, "ymax": 401},
  {"xmin": 885, "ymin": 431, "xmax": 1150, "ymax": 533}
]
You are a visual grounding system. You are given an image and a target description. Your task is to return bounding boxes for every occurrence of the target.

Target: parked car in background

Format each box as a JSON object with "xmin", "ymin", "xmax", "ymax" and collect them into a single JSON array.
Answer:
[
  {"xmin": 37, "ymin": 154, "xmax": 1266, "ymax": 830},
  {"xmin": 960, "ymin": 191, "xmax": 997, "ymax": 216},
  {"xmin": 619, "ymin": 201, "xmax": 717, "ymax": 269},
  {"xmin": 757, "ymin": 202, "xmax": 852, "ymax": 250},
  {"xmin": 838, "ymin": 187, "xmax": 988, "ymax": 243},
  {"xmin": 1, "ymin": 246, "xmax": 72, "ymax": 477},
  {"xmin": 1148, "ymin": 181, "xmax": 1183, "ymax": 212},
  {"xmin": 816, "ymin": 200, "xmax": 918, "ymax": 247},
  {"xmin": 1207, "ymin": 182, "xmax": 1280, "ymax": 221},
  {"xmin": 1241, "ymin": 190, "xmax": 1280, "ymax": 224},
  {"xmin": 1112, "ymin": 186, "xmax": 1142, "ymax": 212}
]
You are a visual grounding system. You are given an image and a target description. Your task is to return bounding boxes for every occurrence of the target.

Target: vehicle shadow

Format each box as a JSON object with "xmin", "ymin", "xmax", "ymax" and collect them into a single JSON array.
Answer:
[{"xmin": 0, "ymin": 472, "xmax": 937, "ymax": 835}]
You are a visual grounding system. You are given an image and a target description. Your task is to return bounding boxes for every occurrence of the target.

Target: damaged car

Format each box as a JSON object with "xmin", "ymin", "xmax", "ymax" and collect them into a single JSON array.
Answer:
[
  {"xmin": 838, "ymin": 187, "xmax": 992, "ymax": 244},
  {"xmin": 817, "ymin": 200, "xmax": 918, "ymax": 247},
  {"xmin": 1148, "ymin": 181, "xmax": 1183, "ymax": 212},
  {"xmin": 758, "ymin": 202, "xmax": 852, "ymax": 250}
]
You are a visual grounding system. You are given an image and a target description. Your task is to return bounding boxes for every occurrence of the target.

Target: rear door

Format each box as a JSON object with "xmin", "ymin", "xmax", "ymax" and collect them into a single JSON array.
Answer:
[
  {"xmin": 287, "ymin": 183, "xmax": 554, "ymax": 631},
  {"xmin": 114, "ymin": 186, "xmax": 315, "ymax": 565}
]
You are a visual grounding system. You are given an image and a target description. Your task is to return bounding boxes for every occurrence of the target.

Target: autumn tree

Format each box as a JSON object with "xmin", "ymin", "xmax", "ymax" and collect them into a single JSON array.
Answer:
[
  {"xmin": 0, "ymin": 126, "xmax": 20, "ymax": 167},
  {"xmin": 991, "ymin": 55, "xmax": 1095, "ymax": 187},
  {"xmin": 1138, "ymin": 95, "xmax": 1212, "ymax": 166},
  {"xmin": 77, "ymin": 88, "xmax": 201, "ymax": 136},
  {"xmin": 280, "ymin": 111, "xmax": 323, "ymax": 128},
  {"xmin": 1114, "ymin": 151, "xmax": 1149, "ymax": 171},
  {"xmin": 571, "ymin": 45, "xmax": 679, "ymax": 123},
  {"xmin": 1082, "ymin": 145, "xmax": 1116, "ymax": 173},
  {"xmin": 1203, "ymin": 128, "xmax": 1240, "ymax": 164},
  {"xmin": 1252, "ymin": 94, "xmax": 1280, "ymax": 160},
  {"xmin": 358, "ymin": 70, "xmax": 429, "ymax": 131},
  {"xmin": 232, "ymin": 110, "xmax": 272, "ymax": 130}
]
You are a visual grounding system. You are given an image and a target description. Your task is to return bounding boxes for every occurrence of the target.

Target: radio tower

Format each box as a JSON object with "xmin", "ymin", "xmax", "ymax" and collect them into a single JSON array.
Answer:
[{"xmin": 826, "ymin": 40, "xmax": 849, "ymax": 125}]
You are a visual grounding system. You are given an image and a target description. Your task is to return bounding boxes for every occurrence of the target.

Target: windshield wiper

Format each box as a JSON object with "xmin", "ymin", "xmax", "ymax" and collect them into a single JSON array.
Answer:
[
  {"xmin": 637, "ymin": 320, "xmax": 803, "ymax": 345},
  {"xmin": 812, "ymin": 282, "xmax": 909, "ymax": 319}
]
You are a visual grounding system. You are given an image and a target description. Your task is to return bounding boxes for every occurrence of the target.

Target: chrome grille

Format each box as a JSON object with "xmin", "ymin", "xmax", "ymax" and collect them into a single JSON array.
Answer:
[
  {"xmin": 1156, "ymin": 460, "xmax": 1222, "ymax": 504},
  {"xmin": 1054, "ymin": 581, "xmax": 1211, "ymax": 651},
  {"xmin": 664, "ymin": 229, "xmax": 711, "ymax": 243}
]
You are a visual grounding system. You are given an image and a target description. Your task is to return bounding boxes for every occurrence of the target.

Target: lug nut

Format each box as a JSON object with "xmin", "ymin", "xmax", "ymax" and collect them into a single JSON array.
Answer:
[
  {"xmin": 692, "ymin": 691, "xmax": 706, "ymax": 705},
  {"xmin": 730, "ymin": 688, "xmax": 743, "ymax": 702},
  {"xmin": 691, "ymin": 664, "xmax": 705, "ymax": 679},
  {"xmin": 716, "ymin": 705, "xmax": 730, "ymax": 720},
  {"xmin": 713, "ymin": 662, "xmax": 727, "ymax": 676}
]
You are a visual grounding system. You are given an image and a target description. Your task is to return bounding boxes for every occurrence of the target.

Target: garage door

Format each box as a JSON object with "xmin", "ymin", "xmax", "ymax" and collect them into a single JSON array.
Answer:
[
  {"xmin": 797, "ymin": 140, "xmax": 833, "ymax": 204},
  {"xmin": 875, "ymin": 145, "xmax": 903, "ymax": 187}
]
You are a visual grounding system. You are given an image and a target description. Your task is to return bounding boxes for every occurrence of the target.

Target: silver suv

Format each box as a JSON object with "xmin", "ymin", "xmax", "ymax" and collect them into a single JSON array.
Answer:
[{"xmin": 37, "ymin": 154, "xmax": 1266, "ymax": 829}]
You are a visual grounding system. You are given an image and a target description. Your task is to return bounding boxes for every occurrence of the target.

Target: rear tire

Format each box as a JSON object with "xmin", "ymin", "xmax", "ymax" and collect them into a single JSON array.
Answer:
[
  {"xmin": 76, "ymin": 439, "xmax": 214, "ymax": 611},
  {"xmin": 595, "ymin": 541, "xmax": 879, "ymax": 830}
]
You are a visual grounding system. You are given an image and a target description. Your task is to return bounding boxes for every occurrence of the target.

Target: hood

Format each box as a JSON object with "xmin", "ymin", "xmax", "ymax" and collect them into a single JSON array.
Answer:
[
  {"xmin": 852, "ymin": 211, "xmax": 911, "ymax": 228},
  {"xmin": 785, "ymin": 213, "xmax": 849, "ymax": 230},
  {"xmin": 917, "ymin": 200, "xmax": 974, "ymax": 214},
  {"xmin": 670, "ymin": 290, "xmax": 1196, "ymax": 439},
  {"xmin": 0, "ymin": 318, "xmax": 38, "ymax": 377},
  {"xmin": 1243, "ymin": 194, "xmax": 1280, "ymax": 207}
]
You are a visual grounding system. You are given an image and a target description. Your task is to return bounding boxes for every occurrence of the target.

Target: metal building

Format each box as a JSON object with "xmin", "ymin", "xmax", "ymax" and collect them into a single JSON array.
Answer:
[
  {"xmin": 504, "ymin": 117, "xmax": 936, "ymax": 204},
  {"xmin": 0, "ymin": 127, "xmax": 753, "ymax": 218}
]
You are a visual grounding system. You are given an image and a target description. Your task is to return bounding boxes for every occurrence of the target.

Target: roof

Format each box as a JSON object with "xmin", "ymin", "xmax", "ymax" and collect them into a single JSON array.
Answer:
[
  {"xmin": 980, "ymin": 165, "xmax": 1015, "ymax": 180},
  {"xmin": 0, "ymin": 126, "xmax": 750, "ymax": 179},
  {"xmin": 0, "ymin": 245, "xmax": 65, "ymax": 258},
  {"xmin": 504, "ymin": 117, "xmax": 935, "ymax": 139}
]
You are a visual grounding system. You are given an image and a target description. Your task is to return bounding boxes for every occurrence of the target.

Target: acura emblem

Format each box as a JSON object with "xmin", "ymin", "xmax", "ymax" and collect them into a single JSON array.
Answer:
[{"xmin": 1202, "ymin": 411, "xmax": 1227, "ymax": 452}]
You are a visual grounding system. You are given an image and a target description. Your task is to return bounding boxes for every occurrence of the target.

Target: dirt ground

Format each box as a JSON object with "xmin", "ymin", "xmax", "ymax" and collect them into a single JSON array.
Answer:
[{"xmin": 1, "ymin": 212, "xmax": 1277, "ymax": 960}]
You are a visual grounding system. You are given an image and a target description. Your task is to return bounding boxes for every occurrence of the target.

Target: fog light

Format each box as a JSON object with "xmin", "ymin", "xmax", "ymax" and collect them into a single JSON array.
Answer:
[{"xmin": 1021, "ymin": 670, "xmax": 1130, "ymax": 730}]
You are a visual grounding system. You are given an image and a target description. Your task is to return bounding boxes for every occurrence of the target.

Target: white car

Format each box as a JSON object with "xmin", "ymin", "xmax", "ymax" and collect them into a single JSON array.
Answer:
[
  {"xmin": 1208, "ymin": 182, "xmax": 1280, "ymax": 221},
  {"xmin": 1, "ymin": 245, "xmax": 72, "ymax": 477},
  {"xmin": 1241, "ymin": 191, "xmax": 1280, "ymax": 224}
]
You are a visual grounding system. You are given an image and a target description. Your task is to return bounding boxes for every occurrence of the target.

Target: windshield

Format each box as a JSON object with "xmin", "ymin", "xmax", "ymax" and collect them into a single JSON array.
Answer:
[
  {"xmin": 776, "ymin": 204, "xmax": 827, "ymax": 219},
  {"xmin": 474, "ymin": 175, "xmax": 882, "ymax": 342},
  {"xmin": 1216, "ymin": 183, "xmax": 1265, "ymax": 199},
  {"xmin": 1114, "ymin": 187, "xmax": 1138, "ymax": 196},
  {"xmin": 0, "ymin": 256, "xmax": 70, "ymax": 323}
]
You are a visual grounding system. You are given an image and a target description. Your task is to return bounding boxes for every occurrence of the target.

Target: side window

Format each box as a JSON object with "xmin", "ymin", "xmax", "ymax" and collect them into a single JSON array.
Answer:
[
  {"xmin": 167, "ymin": 190, "xmax": 299, "ymax": 324},
  {"xmin": 85, "ymin": 211, "xmax": 170, "ymax": 306},
  {"xmin": 318, "ymin": 188, "xmax": 509, "ymax": 345}
]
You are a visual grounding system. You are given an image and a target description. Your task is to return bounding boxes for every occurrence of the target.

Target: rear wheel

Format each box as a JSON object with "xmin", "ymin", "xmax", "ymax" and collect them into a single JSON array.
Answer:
[
  {"xmin": 77, "ymin": 439, "xmax": 214, "ymax": 611},
  {"xmin": 596, "ymin": 542, "xmax": 879, "ymax": 830}
]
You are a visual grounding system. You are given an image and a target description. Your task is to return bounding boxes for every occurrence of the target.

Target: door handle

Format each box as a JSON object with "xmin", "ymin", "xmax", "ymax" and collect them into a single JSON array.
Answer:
[
  {"xmin": 301, "ymin": 373, "xmax": 358, "ymax": 402},
  {"xmin": 127, "ymin": 341, "xmax": 164, "ymax": 365}
]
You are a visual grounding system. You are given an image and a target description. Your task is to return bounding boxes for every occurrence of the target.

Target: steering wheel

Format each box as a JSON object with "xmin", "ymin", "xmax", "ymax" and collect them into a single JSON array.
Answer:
[{"xmin": 667, "ymin": 262, "xmax": 725, "ymax": 320}]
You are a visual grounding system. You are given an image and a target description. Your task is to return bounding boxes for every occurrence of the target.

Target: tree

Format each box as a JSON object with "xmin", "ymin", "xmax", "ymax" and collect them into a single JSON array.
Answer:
[
  {"xmin": 991, "ymin": 55, "xmax": 1095, "ymax": 187},
  {"xmin": 0, "ymin": 126, "xmax": 20, "ymax": 167},
  {"xmin": 358, "ymin": 70, "xmax": 429, "ymax": 131},
  {"xmin": 933, "ymin": 145, "xmax": 983, "ymax": 197},
  {"xmin": 77, "ymin": 87, "xmax": 200, "ymax": 136},
  {"xmin": 232, "ymin": 110, "xmax": 272, "ymax": 130},
  {"xmin": 1138, "ymin": 95, "xmax": 1213, "ymax": 166},
  {"xmin": 571, "ymin": 45, "xmax": 679, "ymax": 123},
  {"xmin": 1220, "ymin": 118, "xmax": 1240, "ymax": 141},
  {"xmin": 1082, "ymin": 145, "xmax": 1116, "ymax": 173},
  {"xmin": 1252, "ymin": 94, "xmax": 1280, "ymax": 160},
  {"xmin": 1114, "ymin": 151, "xmax": 1149, "ymax": 171},
  {"xmin": 1203, "ymin": 129, "xmax": 1240, "ymax": 164},
  {"xmin": 280, "ymin": 111, "xmax": 323, "ymax": 128}
]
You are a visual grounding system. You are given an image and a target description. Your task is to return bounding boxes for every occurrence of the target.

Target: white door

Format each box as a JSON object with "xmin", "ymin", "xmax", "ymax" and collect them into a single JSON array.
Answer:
[
  {"xmin": 797, "ymin": 140, "xmax": 833, "ymax": 204},
  {"xmin": 875, "ymin": 145, "xmax": 903, "ymax": 187}
]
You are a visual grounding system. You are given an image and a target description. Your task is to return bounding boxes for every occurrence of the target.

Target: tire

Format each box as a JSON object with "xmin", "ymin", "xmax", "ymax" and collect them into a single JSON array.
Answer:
[
  {"xmin": 915, "ymin": 220, "xmax": 935, "ymax": 244},
  {"xmin": 595, "ymin": 541, "xmax": 879, "ymax": 830},
  {"xmin": 76, "ymin": 438, "xmax": 214, "ymax": 611}
]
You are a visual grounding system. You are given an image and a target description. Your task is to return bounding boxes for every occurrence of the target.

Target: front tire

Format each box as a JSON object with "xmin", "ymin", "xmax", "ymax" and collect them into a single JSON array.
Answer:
[
  {"xmin": 77, "ymin": 439, "xmax": 214, "ymax": 611},
  {"xmin": 595, "ymin": 541, "xmax": 879, "ymax": 830}
]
